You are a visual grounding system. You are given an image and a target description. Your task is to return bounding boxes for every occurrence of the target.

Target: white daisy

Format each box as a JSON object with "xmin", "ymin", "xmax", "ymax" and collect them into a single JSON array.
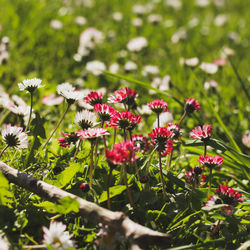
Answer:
[
  {"xmin": 124, "ymin": 61, "xmax": 138, "ymax": 72},
  {"xmin": 109, "ymin": 63, "xmax": 119, "ymax": 74},
  {"xmin": 18, "ymin": 78, "xmax": 43, "ymax": 93},
  {"xmin": 180, "ymin": 57, "xmax": 199, "ymax": 67},
  {"xmin": 86, "ymin": 60, "xmax": 106, "ymax": 75},
  {"xmin": 131, "ymin": 18, "xmax": 143, "ymax": 27},
  {"xmin": 57, "ymin": 83, "xmax": 84, "ymax": 103},
  {"xmin": 75, "ymin": 110, "xmax": 97, "ymax": 129},
  {"xmin": 127, "ymin": 37, "xmax": 148, "ymax": 52},
  {"xmin": 2, "ymin": 124, "xmax": 29, "ymax": 149},
  {"xmin": 153, "ymin": 112, "xmax": 173, "ymax": 128},
  {"xmin": 142, "ymin": 65, "xmax": 159, "ymax": 77},
  {"xmin": 42, "ymin": 221, "xmax": 75, "ymax": 250},
  {"xmin": 75, "ymin": 16, "xmax": 87, "ymax": 26},
  {"xmin": 200, "ymin": 62, "xmax": 218, "ymax": 74},
  {"xmin": 50, "ymin": 20, "xmax": 63, "ymax": 30},
  {"xmin": 112, "ymin": 12, "xmax": 123, "ymax": 21},
  {"xmin": 147, "ymin": 14, "xmax": 163, "ymax": 24},
  {"xmin": 0, "ymin": 235, "xmax": 9, "ymax": 250}
]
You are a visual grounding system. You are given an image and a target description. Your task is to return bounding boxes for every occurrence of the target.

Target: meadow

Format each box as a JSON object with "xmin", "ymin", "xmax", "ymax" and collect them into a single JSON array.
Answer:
[{"xmin": 0, "ymin": 0, "xmax": 249, "ymax": 249}]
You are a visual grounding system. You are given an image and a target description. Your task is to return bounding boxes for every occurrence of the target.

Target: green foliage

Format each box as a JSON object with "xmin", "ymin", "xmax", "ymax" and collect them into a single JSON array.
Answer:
[{"xmin": 0, "ymin": 172, "xmax": 13, "ymax": 206}]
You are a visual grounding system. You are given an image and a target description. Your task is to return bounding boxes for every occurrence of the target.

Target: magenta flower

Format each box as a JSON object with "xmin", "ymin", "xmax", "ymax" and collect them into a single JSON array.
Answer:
[
  {"xmin": 198, "ymin": 155, "xmax": 223, "ymax": 168},
  {"xmin": 147, "ymin": 99, "xmax": 168, "ymax": 114},
  {"xmin": 108, "ymin": 86, "xmax": 138, "ymax": 108},
  {"xmin": 148, "ymin": 127, "xmax": 173, "ymax": 155},
  {"xmin": 127, "ymin": 114, "xmax": 142, "ymax": 131},
  {"xmin": 206, "ymin": 184, "xmax": 242, "ymax": 215},
  {"xmin": 84, "ymin": 91, "xmax": 103, "ymax": 106},
  {"xmin": 57, "ymin": 132, "xmax": 79, "ymax": 148},
  {"xmin": 190, "ymin": 124, "xmax": 212, "ymax": 142},
  {"xmin": 77, "ymin": 128, "xmax": 109, "ymax": 140},
  {"xmin": 132, "ymin": 134, "xmax": 149, "ymax": 154},
  {"xmin": 94, "ymin": 104, "xmax": 117, "ymax": 122},
  {"xmin": 110, "ymin": 111, "xmax": 134, "ymax": 130},
  {"xmin": 185, "ymin": 98, "xmax": 200, "ymax": 114},
  {"xmin": 167, "ymin": 123, "xmax": 181, "ymax": 141},
  {"xmin": 105, "ymin": 140, "xmax": 138, "ymax": 166}
]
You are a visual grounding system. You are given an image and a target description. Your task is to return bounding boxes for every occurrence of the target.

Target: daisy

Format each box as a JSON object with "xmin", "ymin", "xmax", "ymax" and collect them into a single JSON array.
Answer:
[
  {"xmin": 132, "ymin": 134, "xmax": 149, "ymax": 154},
  {"xmin": 142, "ymin": 65, "xmax": 159, "ymax": 77},
  {"xmin": 127, "ymin": 37, "xmax": 148, "ymax": 52},
  {"xmin": 124, "ymin": 61, "xmax": 138, "ymax": 72},
  {"xmin": 148, "ymin": 99, "xmax": 168, "ymax": 114},
  {"xmin": 18, "ymin": 78, "xmax": 43, "ymax": 93},
  {"xmin": 200, "ymin": 62, "xmax": 218, "ymax": 74},
  {"xmin": 167, "ymin": 124, "xmax": 181, "ymax": 141},
  {"xmin": 57, "ymin": 132, "xmax": 79, "ymax": 148},
  {"xmin": 42, "ymin": 94, "xmax": 64, "ymax": 106},
  {"xmin": 86, "ymin": 60, "xmax": 106, "ymax": 75},
  {"xmin": 190, "ymin": 125, "xmax": 212, "ymax": 142},
  {"xmin": 57, "ymin": 83, "xmax": 84, "ymax": 104},
  {"xmin": 94, "ymin": 104, "xmax": 117, "ymax": 123},
  {"xmin": 0, "ymin": 235, "xmax": 9, "ymax": 250},
  {"xmin": 185, "ymin": 98, "xmax": 200, "ymax": 114},
  {"xmin": 75, "ymin": 110, "xmax": 97, "ymax": 129},
  {"xmin": 77, "ymin": 128, "xmax": 109, "ymax": 140},
  {"xmin": 84, "ymin": 91, "xmax": 103, "ymax": 106},
  {"xmin": 185, "ymin": 166, "xmax": 206, "ymax": 188},
  {"xmin": 109, "ymin": 111, "xmax": 133, "ymax": 130},
  {"xmin": 198, "ymin": 155, "xmax": 223, "ymax": 168},
  {"xmin": 42, "ymin": 221, "xmax": 75, "ymax": 250}
]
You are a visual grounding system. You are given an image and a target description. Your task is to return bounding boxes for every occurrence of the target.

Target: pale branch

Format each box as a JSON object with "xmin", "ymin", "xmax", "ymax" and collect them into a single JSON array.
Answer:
[{"xmin": 0, "ymin": 161, "xmax": 171, "ymax": 249}]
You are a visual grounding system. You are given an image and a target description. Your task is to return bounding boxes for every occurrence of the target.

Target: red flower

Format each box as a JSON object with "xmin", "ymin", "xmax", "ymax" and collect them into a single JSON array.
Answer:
[
  {"xmin": 128, "ymin": 114, "xmax": 142, "ymax": 131},
  {"xmin": 198, "ymin": 155, "xmax": 223, "ymax": 168},
  {"xmin": 77, "ymin": 128, "xmax": 109, "ymax": 140},
  {"xmin": 110, "ymin": 111, "xmax": 133, "ymax": 130},
  {"xmin": 167, "ymin": 123, "xmax": 181, "ymax": 141},
  {"xmin": 94, "ymin": 104, "xmax": 118, "ymax": 122},
  {"xmin": 206, "ymin": 184, "xmax": 242, "ymax": 214},
  {"xmin": 105, "ymin": 140, "xmax": 138, "ymax": 166},
  {"xmin": 84, "ymin": 91, "xmax": 103, "ymax": 106},
  {"xmin": 57, "ymin": 132, "xmax": 79, "ymax": 148},
  {"xmin": 185, "ymin": 98, "xmax": 200, "ymax": 114},
  {"xmin": 147, "ymin": 99, "xmax": 168, "ymax": 114},
  {"xmin": 108, "ymin": 87, "xmax": 138, "ymax": 108},
  {"xmin": 132, "ymin": 134, "xmax": 149, "ymax": 154},
  {"xmin": 148, "ymin": 127, "xmax": 173, "ymax": 155},
  {"xmin": 190, "ymin": 124, "xmax": 212, "ymax": 142}
]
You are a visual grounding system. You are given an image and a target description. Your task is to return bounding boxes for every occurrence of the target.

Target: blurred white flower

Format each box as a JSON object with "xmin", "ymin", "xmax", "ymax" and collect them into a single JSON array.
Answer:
[
  {"xmin": 132, "ymin": 18, "xmax": 143, "ymax": 27},
  {"xmin": 148, "ymin": 14, "xmax": 163, "ymax": 24},
  {"xmin": 160, "ymin": 75, "xmax": 171, "ymax": 91},
  {"xmin": 228, "ymin": 32, "xmax": 241, "ymax": 44},
  {"xmin": 242, "ymin": 133, "xmax": 250, "ymax": 148},
  {"xmin": 124, "ymin": 61, "xmax": 138, "ymax": 72},
  {"xmin": 213, "ymin": 0, "xmax": 225, "ymax": 7},
  {"xmin": 57, "ymin": 82, "xmax": 84, "ymax": 103},
  {"xmin": 149, "ymin": 77, "xmax": 161, "ymax": 94},
  {"xmin": 109, "ymin": 63, "xmax": 119, "ymax": 74},
  {"xmin": 75, "ymin": 16, "xmax": 87, "ymax": 25},
  {"xmin": 86, "ymin": 60, "xmax": 106, "ymax": 75},
  {"xmin": 188, "ymin": 17, "xmax": 199, "ymax": 28},
  {"xmin": 127, "ymin": 37, "xmax": 148, "ymax": 52},
  {"xmin": 0, "ymin": 235, "xmax": 9, "ymax": 250},
  {"xmin": 171, "ymin": 29, "xmax": 187, "ymax": 43},
  {"xmin": 153, "ymin": 112, "xmax": 173, "ymax": 128},
  {"xmin": 42, "ymin": 94, "xmax": 64, "ymax": 106},
  {"xmin": 137, "ymin": 105, "xmax": 152, "ymax": 115},
  {"xmin": 50, "ymin": 20, "xmax": 63, "ymax": 30},
  {"xmin": 220, "ymin": 47, "xmax": 235, "ymax": 58},
  {"xmin": 142, "ymin": 65, "xmax": 159, "ymax": 77},
  {"xmin": 42, "ymin": 221, "xmax": 75, "ymax": 250},
  {"xmin": 132, "ymin": 5, "xmax": 147, "ymax": 15},
  {"xmin": 165, "ymin": 0, "xmax": 182, "ymax": 10},
  {"xmin": 204, "ymin": 80, "xmax": 218, "ymax": 91},
  {"xmin": 200, "ymin": 62, "xmax": 218, "ymax": 74},
  {"xmin": 117, "ymin": 50, "xmax": 128, "ymax": 58},
  {"xmin": 180, "ymin": 57, "xmax": 199, "ymax": 67},
  {"xmin": 73, "ymin": 53, "xmax": 82, "ymax": 62},
  {"xmin": 112, "ymin": 12, "xmax": 123, "ymax": 21},
  {"xmin": 195, "ymin": 0, "xmax": 211, "ymax": 7},
  {"xmin": 0, "ymin": 89, "xmax": 14, "ymax": 109},
  {"xmin": 214, "ymin": 14, "xmax": 227, "ymax": 27}
]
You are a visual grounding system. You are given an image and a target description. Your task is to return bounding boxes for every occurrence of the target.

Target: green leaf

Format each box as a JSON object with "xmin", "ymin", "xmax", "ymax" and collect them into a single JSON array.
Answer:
[
  {"xmin": 0, "ymin": 172, "xmax": 13, "ymax": 205},
  {"xmin": 98, "ymin": 185, "xmax": 127, "ymax": 203},
  {"xmin": 202, "ymin": 204, "xmax": 227, "ymax": 211},
  {"xmin": 35, "ymin": 196, "xmax": 79, "ymax": 214}
]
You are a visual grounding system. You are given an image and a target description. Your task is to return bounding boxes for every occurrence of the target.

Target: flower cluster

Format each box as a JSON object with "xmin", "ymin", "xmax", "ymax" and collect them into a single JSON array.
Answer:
[
  {"xmin": 105, "ymin": 140, "xmax": 138, "ymax": 166},
  {"xmin": 185, "ymin": 166, "xmax": 206, "ymax": 188}
]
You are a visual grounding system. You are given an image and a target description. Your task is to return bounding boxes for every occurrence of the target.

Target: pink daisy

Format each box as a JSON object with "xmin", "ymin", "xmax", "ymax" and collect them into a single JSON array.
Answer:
[
  {"xmin": 185, "ymin": 98, "xmax": 200, "ymax": 114},
  {"xmin": 147, "ymin": 99, "xmax": 168, "ymax": 114},
  {"xmin": 84, "ymin": 91, "xmax": 103, "ymax": 106},
  {"xmin": 198, "ymin": 155, "xmax": 223, "ymax": 168},
  {"xmin": 77, "ymin": 128, "xmax": 109, "ymax": 140},
  {"xmin": 190, "ymin": 124, "xmax": 212, "ymax": 142}
]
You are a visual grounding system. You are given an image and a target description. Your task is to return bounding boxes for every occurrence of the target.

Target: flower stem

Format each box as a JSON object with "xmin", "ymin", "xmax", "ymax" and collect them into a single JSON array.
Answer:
[
  {"xmin": 204, "ymin": 143, "xmax": 207, "ymax": 157},
  {"xmin": 159, "ymin": 151, "xmax": 166, "ymax": 197},
  {"xmin": 0, "ymin": 145, "xmax": 9, "ymax": 159},
  {"xmin": 25, "ymin": 92, "xmax": 33, "ymax": 132},
  {"xmin": 208, "ymin": 167, "xmax": 213, "ymax": 198},
  {"xmin": 107, "ymin": 167, "xmax": 113, "ymax": 209},
  {"xmin": 167, "ymin": 150, "xmax": 173, "ymax": 170},
  {"xmin": 72, "ymin": 140, "xmax": 81, "ymax": 162},
  {"xmin": 157, "ymin": 113, "xmax": 160, "ymax": 128},
  {"xmin": 89, "ymin": 141, "xmax": 94, "ymax": 188},
  {"xmin": 178, "ymin": 111, "xmax": 186, "ymax": 126},
  {"xmin": 41, "ymin": 103, "xmax": 70, "ymax": 151},
  {"xmin": 123, "ymin": 165, "xmax": 134, "ymax": 207},
  {"xmin": 123, "ymin": 128, "xmax": 127, "ymax": 141},
  {"xmin": 112, "ymin": 128, "xmax": 116, "ymax": 149},
  {"xmin": 94, "ymin": 138, "xmax": 99, "ymax": 168}
]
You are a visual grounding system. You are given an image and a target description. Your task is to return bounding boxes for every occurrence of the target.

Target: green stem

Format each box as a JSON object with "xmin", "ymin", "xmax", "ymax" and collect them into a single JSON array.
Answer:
[
  {"xmin": 72, "ymin": 140, "xmax": 81, "ymax": 162},
  {"xmin": 0, "ymin": 110, "xmax": 11, "ymax": 126},
  {"xmin": 208, "ymin": 167, "xmax": 212, "ymax": 198},
  {"xmin": 89, "ymin": 141, "xmax": 94, "ymax": 188},
  {"xmin": 112, "ymin": 128, "xmax": 116, "ymax": 149},
  {"xmin": 0, "ymin": 145, "xmax": 9, "ymax": 159},
  {"xmin": 123, "ymin": 165, "xmax": 134, "ymax": 207},
  {"xmin": 157, "ymin": 113, "xmax": 160, "ymax": 128},
  {"xmin": 178, "ymin": 111, "xmax": 186, "ymax": 126},
  {"xmin": 41, "ymin": 103, "xmax": 70, "ymax": 151},
  {"xmin": 204, "ymin": 143, "xmax": 207, "ymax": 157},
  {"xmin": 123, "ymin": 128, "xmax": 127, "ymax": 141},
  {"xmin": 25, "ymin": 92, "xmax": 33, "ymax": 132},
  {"xmin": 107, "ymin": 167, "xmax": 113, "ymax": 209},
  {"xmin": 159, "ymin": 151, "xmax": 166, "ymax": 197},
  {"xmin": 94, "ymin": 138, "xmax": 99, "ymax": 168}
]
